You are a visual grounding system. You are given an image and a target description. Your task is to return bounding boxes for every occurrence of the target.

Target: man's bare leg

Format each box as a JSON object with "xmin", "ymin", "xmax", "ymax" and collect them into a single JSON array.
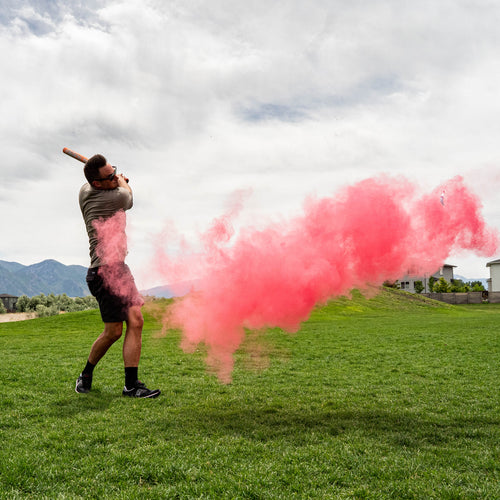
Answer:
[
  {"xmin": 123, "ymin": 306, "xmax": 143, "ymax": 367},
  {"xmin": 89, "ymin": 322, "xmax": 124, "ymax": 364},
  {"xmin": 121, "ymin": 306, "xmax": 160, "ymax": 397},
  {"xmin": 76, "ymin": 322, "xmax": 123, "ymax": 393}
]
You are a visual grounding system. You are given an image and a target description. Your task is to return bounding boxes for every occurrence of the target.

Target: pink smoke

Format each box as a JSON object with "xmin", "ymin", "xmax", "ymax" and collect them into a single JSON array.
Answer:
[
  {"xmin": 93, "ymin": 210, "xmax": 142, "ymax": 305},
  {"xmin": 156, "ymin": 175, "xmax": 497, "ymax": 382},
  {"xmin": 93, "ymin": 210, "xmax": 128, "ymax": 266}
]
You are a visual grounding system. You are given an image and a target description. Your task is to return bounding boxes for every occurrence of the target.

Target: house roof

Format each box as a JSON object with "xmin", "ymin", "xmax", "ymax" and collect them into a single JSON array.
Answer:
[
  {"xmin": 0, "ymin": 294, "xmax": 18, "ymax": 298},
  {"xmin": 486, "ymin": 259, "xmax": 500, "ymax": 267}
]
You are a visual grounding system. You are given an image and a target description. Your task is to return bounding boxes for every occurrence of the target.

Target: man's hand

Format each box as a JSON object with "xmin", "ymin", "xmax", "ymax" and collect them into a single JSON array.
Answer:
[{"xmin": 117, "ymin": 173, "xmax": 132, "ymax": 192}]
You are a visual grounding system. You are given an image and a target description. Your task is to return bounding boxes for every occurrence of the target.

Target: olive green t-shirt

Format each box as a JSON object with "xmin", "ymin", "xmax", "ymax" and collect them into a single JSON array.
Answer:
[{"xmin": 79, "ymin": 183, "xmax": 133, "ymax": 267}]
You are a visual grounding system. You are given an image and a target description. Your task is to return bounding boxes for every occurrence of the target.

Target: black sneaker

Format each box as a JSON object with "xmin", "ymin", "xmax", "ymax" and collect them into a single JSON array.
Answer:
[
  {"xmin": 75, "ymin": 374, "xmax": 92, "ymax": 393},
  {"xmin": 122, "ymin": 381, "xmax": 161, "ymax": 398}
]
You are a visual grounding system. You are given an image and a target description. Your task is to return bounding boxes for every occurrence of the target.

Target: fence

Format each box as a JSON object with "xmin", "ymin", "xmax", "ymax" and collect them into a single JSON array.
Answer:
[
  {"xmin": 421, "ymin": 292, "xmax": 484, "ymax": 304},
  {"xmin": 486, "ymin": 291, "xmax": 500, "ymax": 303}
]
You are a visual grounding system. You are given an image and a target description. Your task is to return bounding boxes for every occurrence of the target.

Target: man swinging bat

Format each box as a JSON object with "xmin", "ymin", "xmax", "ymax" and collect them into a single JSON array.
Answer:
[{"xmin": 64, "ymin": 148, "xmax": 160, "ymax": 398}]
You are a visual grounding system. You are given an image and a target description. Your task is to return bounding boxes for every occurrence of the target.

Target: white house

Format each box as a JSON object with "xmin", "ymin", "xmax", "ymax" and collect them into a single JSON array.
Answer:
[
  {"xmin": 397, "ymin": 264, "xmax": 456, "ymax": 293},
  {"xmin": 486, "ymin": 259, "xmax": 500, "ymax": 291}
]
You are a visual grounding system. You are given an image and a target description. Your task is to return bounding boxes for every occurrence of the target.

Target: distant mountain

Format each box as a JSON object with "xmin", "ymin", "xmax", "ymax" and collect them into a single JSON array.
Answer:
[
  {"xmin": 141, "ymin": 280, "xmax": 198, "ymax": 299},
  {"xmin": 0, "ymin": 261, "xmax": 487, "ymax": 299},
  {"xmin": 0, "ymin": 259, "xmax": 89, "ymax": 297}
]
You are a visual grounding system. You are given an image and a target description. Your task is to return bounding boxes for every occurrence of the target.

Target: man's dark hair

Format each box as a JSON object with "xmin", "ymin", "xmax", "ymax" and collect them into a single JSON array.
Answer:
[{"xmin": 84, "ymin": 154, "xmax": 107, "ymax": 184}]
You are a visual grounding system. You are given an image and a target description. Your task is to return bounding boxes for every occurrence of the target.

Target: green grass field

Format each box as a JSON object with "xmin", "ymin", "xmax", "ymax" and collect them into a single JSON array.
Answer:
[{"xmin": 0, "ymin": 288, "xmax": 498, "ymax": 499}]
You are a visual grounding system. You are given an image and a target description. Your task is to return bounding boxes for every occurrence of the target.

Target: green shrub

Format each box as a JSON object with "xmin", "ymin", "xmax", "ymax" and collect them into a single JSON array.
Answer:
[
  {"xmin": 433, "ymin": 277, "xmax": 451, "ymax": 293},
  {"xmin": 36, "ymin": 304, "xmax": 60, "ymax": 318},
  {"xmin": 428, "ymin": 276, "xmax": 437, "ymax": 292},
  {"xmin": 15, "ymin": 295, "xmax": 30, "ymax": 312},
  {"xmin": 17, "ymin": 293, "xmax": 97, "ymax": 314}
]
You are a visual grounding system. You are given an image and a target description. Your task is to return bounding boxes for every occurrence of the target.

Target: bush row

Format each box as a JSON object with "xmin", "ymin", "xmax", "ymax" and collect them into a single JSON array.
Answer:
[
  {"xmin": 14, "ymin": 293, "xmax": 98, "ymax": 317},
  {"xmin": 415, "ymin": 277, "xmax": 485, "ymax": 293}
]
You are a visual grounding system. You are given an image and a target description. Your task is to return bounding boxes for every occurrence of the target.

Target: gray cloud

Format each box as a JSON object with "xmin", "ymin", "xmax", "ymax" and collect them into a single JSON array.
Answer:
[{"xmin": 1, "ymin": 0, "xmax": 500, "ymax": 282}]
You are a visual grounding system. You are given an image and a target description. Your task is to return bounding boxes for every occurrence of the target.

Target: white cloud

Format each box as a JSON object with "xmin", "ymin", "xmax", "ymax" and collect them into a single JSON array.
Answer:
[{"xmin": 1, "ymin": 0, "xmax": 500, "ymax": 285}]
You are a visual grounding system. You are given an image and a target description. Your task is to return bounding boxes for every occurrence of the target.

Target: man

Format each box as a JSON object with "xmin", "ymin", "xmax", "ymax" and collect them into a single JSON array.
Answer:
[{"xmin": 75, "ymin": 154, "xmax": 160, "ymax": 398}]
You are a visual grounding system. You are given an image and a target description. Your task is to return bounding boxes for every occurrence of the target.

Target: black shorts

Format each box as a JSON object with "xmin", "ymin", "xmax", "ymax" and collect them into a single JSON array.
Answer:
[{"xmin": 86, "ymin": 265, "xmax": 143, "ymax": 323}]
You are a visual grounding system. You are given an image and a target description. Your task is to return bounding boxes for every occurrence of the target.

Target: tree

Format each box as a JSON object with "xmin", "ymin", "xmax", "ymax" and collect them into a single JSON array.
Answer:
[
  {"xmin": 28, "ymin": 294, "xmax": 43, "ymax": 310},
  {"xmin": 0, "ymin": 301, "xmax": 6, "ymax": 314},
  {"xmin": 57, "ymin": 293, "xmax": 73, "ymax": 311},
  {"xmin": 46, "ymin": 293, "xmax": 57, "ymax": 307},
  {"xmin": 433, "ymin": 277, "xmax": 451, "ymax": 293},
  {"xmin": 414, "ymin": 280, "xmax": 424, "ymax": 294},
  {"xmin": 450, "ymin": 279, "xmax": 468, "ymax": 292},
  {"xmin": 468, "ymin": 281, "xmax": 485, "ymax": 292},
  {"xmin": 16, "ymin": 295, "xmax": 30, "ymax": 312},
  {"xmin": 428, "ymin": 276, "xmax": 437, "ymax": 292},
  {"xmin": 12, "ymin": 293, "xmax": 98, "ymax": 314}
]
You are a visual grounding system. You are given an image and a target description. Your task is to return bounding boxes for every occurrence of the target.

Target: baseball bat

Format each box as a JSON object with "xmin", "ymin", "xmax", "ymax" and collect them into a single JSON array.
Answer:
[
  {"xmin": 62, "ymin": 147, "xmax": 88, "ymax": 163},
  {"xmin": 62, "ymin": 147, "xmax": 129, "ymax": 182}
]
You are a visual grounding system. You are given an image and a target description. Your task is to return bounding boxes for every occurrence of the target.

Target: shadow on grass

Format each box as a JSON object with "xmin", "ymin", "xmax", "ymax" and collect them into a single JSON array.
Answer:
[
  {"xmin": 158, "ymin": 404, "xmax": 499, "ymax": 449},
  {"xmin": 49, "ymin": 390, "xmax": 119, "ymax": 417}
]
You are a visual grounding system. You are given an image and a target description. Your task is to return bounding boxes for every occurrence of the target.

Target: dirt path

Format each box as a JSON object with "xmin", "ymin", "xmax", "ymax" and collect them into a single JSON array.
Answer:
[{"xmin": 0, "ymin": 312, "xmax": 37, "ymax": 323}]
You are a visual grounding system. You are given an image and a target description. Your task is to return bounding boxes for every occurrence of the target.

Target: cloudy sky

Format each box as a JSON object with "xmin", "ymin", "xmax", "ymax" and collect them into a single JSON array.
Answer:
[{"xmin": 1, "ymin": 0, "xmax": 500, "ymax": 288}]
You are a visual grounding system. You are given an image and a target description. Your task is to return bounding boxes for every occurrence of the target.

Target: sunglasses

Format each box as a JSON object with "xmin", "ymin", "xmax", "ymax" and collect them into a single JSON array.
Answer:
[{"xmin": 94, "ymin": 166, "xmax": 117, "ymax": 182}]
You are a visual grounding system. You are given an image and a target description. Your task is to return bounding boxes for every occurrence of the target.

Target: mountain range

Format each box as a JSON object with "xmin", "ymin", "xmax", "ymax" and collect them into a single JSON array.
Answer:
[
  {"xmin": 0, "ymin": 259, "xmax": 194, "ymax": 299},
  {"xmin": 0, "ymin": 259, "xmax": 89, "ymax": 297},
  {"xmin": 141, "ymin": 281, "xmax": 198, "ymax": 299},
  {"xmin": 0, "ymin": 259, "xmax": 489, "ymax": 299}
]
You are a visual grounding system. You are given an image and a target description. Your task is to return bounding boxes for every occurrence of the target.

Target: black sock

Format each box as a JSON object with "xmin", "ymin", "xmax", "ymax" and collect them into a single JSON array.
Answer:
[
  {"xmin": 82, "ymin": 360, "xmax": 96, "ymax": 378},
  {"xmin": 125, "ymin": 367, "xmax": 138, "ymax": 389}
]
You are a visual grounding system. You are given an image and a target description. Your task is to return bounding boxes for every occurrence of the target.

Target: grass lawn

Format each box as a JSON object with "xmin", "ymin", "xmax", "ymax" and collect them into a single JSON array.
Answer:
[{"xmin": 0, "ymin": 288, "xmax": 498, "ymax": 499}]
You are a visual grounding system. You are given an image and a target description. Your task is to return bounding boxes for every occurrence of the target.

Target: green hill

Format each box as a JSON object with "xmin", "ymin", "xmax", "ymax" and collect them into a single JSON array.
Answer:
[{"xmin": 309, "ymin": 286, "xmax": 453, "ymax": 320}]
